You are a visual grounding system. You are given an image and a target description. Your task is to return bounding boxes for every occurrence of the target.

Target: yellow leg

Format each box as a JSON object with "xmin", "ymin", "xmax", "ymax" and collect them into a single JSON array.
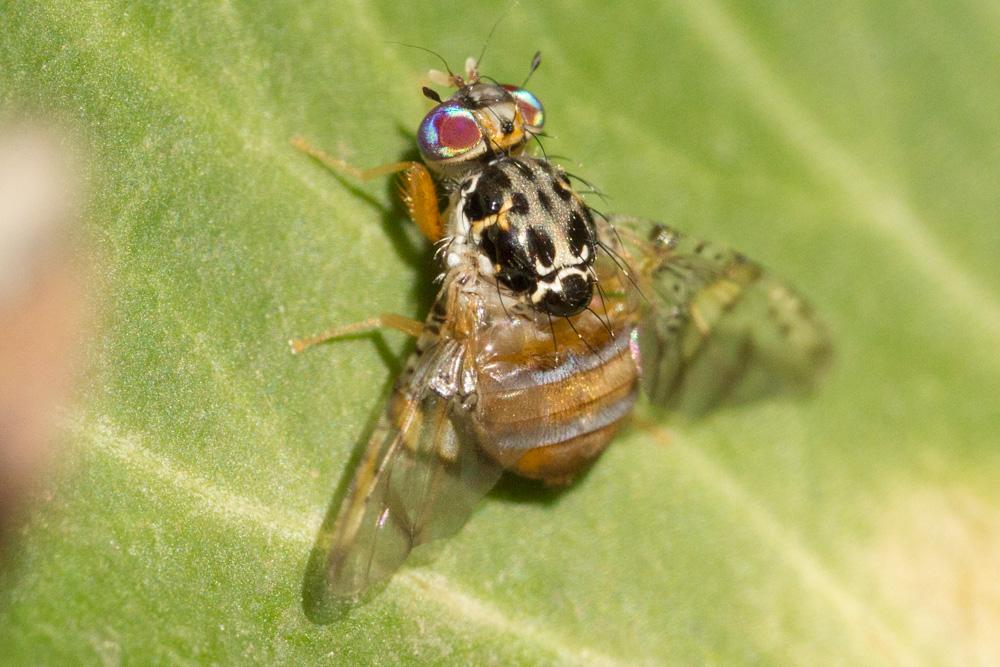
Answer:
[
  {"xmin": 288, "ymin": 313, "xmax": 424, "ymax": 355},
  {"xmin": 396, "ymin": 162, "xmax": 445, "ymax": 242},
  {"xmin": 291, "ymin": 137, "xmax": 444, "ymax": 242}
]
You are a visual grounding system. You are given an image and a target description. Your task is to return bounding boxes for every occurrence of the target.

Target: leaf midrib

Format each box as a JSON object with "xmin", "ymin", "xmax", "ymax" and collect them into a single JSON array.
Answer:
[{"xmin": 80, "ymin": 412, "xmax": 937, "ymax": 667}]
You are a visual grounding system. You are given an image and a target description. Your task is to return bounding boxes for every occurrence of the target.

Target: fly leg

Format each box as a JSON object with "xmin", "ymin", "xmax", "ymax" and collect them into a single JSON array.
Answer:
[
  {"xmin": 291, "ymin": 137, "xmax": 444, "ymax": 242},
  {"xmin": 289, "ymin": 313, "xmax": 424, "ymax": 355}
]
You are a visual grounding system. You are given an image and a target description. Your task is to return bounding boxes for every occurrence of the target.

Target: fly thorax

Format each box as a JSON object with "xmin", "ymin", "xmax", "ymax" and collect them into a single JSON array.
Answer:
[{"xmin": 456, "ymin": 156, "xmax": 598, "ymax": 318}]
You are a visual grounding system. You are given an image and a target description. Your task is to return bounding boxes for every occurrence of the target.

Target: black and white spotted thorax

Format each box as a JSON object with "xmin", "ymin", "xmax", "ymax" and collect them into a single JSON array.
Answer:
[{"xmin": 445, "ymin": 156, "xmax": 597, "ymax": 317}]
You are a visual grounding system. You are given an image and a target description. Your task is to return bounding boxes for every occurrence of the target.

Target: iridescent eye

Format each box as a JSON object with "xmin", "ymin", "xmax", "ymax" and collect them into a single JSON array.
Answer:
[
  {"xmin": 417, "ymin": 104, "xmax": 484, "ymax": 162},
  {"xmin": 504, "ymin": 86, "xmax": 545, "ymax": 131}
]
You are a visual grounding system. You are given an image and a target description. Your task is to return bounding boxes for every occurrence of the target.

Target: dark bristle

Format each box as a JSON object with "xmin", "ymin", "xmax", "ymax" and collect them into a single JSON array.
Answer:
[
  {"xmin": 586, "ymin": 305, "xmax": 615, "ymax": 339},
  {"xmin": 546, "ymin": 311, "xmax": 559, "ymax": 354},
  {"xmin": 591, "ymin": 266, "xmax": 615, "ymax": 337},
  {"xmin": 565, "ymin": 315, "xmax": 598, "ymax": 357},
  {"xmin": 390, "ymin": 41, "xmax": 455, "ymax": 78}
]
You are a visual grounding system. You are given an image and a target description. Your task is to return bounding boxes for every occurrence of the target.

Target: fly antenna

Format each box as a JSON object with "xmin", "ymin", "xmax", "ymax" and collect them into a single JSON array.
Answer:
[{"xmin": 521, "ymin": 51, "xmax": 542, "ymax": 88}]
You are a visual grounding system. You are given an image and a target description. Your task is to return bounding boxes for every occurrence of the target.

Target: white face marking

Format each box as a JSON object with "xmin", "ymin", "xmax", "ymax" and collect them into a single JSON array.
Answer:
[
  {"xmin": 534, "ymin": 259, "xmax": 553, "ymax": 275},
  {"xmin": 530, "ymin": 283, "xmax": 548, "ymax": 303},
  {"xmin": 559, "ymin": 266, "xmax": 589, "ymax": 280},
  {"xmin": 454, "ymin": 173, "xmax": 481, "ymax": 237},
  {"xmin": 529, "ymin": 266, "xmax": 588, "ymax": 303}
]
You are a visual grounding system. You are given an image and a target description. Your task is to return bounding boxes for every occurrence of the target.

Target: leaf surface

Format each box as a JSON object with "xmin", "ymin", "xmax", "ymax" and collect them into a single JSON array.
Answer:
[{"xmin": 2, "ymin": 1, "xmax": 998, "ymax": 664}]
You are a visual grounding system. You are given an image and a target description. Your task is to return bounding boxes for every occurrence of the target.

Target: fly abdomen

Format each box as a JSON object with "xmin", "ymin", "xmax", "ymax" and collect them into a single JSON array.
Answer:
[{"xmin": 473, "ymin": 327, "xmax": 640, "ymax": 484}]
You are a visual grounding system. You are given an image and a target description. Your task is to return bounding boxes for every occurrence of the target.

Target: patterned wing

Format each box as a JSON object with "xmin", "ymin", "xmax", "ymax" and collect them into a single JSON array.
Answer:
[
  {"xmin": 613, "ymin": 216, "xmax": 831, "ymax": 412},
  {"xmin": 307, "ymin": 333, "xmax": 501, "ymax": 617}
]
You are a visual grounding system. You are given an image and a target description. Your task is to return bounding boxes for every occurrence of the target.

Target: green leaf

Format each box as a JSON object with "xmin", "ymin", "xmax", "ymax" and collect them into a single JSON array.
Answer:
[{"xmin": 3, "ymin": 1, "xmax": 999, "ymax": 664}]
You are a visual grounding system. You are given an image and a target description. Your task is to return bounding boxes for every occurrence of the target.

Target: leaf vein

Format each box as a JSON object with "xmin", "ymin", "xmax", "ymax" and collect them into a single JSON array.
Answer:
[{"xmin": 83, "ymin": 419, "xmax": 630, "ymax": 667}]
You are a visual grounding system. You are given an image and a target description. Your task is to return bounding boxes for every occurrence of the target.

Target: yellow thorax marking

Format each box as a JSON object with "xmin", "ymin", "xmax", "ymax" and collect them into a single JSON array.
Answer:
[{"xmin": 469, "ymin": 196, "xmax": 515, "ymax": 237}]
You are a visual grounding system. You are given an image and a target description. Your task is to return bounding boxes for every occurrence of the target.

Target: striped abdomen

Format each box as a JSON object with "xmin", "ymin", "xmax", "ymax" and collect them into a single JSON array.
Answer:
[{"xmin": 472, "ymin": 327, "xmax": 641, "ymax": 485}]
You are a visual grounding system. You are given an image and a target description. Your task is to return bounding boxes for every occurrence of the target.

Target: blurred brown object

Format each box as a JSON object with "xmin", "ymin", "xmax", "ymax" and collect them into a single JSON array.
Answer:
[{"xmin": 0, "ymin": 121, "xmax": 89, "ymax": 553}]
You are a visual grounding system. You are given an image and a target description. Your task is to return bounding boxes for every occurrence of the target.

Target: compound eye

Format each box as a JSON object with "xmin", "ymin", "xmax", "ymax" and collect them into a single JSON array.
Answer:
[
  {"xmin": 417, "ymin": 104, "xmax": 484, "ymax": 162},
  {"xmin": 503, "ymin": 86, "xmax": 545, "ymax": 131}
]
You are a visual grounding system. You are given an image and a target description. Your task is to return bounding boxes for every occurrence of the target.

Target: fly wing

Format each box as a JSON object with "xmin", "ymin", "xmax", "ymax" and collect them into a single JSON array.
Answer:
[
  {"xmin": 612, "ymin": 217, "xmax": 831, "ymax": 412},
  {"xmin": 309, "ymin": 335, "xmax": 501, "ymax": 612}
]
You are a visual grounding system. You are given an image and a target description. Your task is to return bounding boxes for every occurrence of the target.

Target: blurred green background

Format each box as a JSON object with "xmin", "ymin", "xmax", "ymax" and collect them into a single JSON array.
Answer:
[{"xmin": 2, "ymin": 1, "xmax": 998, "ymax": 664}]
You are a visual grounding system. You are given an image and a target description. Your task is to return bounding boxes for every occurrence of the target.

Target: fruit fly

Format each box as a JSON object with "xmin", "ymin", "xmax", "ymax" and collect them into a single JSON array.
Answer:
[{"xmin": 290, "ymin": 54, "xmax": 830, "ymax": 609}]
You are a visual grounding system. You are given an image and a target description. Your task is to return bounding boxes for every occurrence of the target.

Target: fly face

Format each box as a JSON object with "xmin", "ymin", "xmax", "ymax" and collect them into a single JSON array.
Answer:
[
  {"xmin": 416, "ymin": 61, "xmax": 544, "ymax": 174},
  {"xmin": 455, "ymin": 157, "xmax": 597, "ymax": 317}
]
